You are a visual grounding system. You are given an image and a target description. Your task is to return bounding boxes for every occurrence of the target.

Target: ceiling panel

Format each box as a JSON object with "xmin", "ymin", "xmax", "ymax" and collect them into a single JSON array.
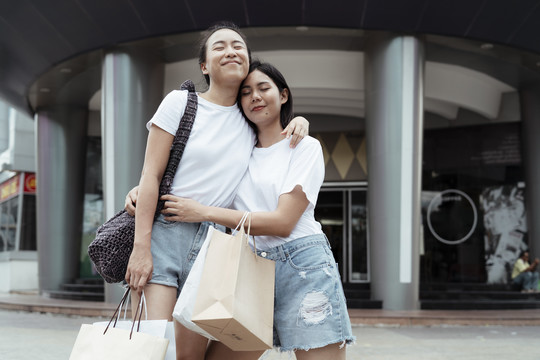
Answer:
[
  {"xmin": 305, "ymin": 0, "xmax": 366, "ymax": 28},
  {"xmin": 29, "ymin": 0, "xmax": 104, "ymax": 50},
  {"xmin": 509, "ymin": 3, "xmax": 540, "ymax": 52},
  {"xmin": 245, "ymin": 0, "xmax": 303, "ymax": 26},
  {"xmin": 466, "ymin": 0, "xmax": 539, "ymax": 43},
  {"xmin": 362, "ymin": 0, "xmax": 427, "ymax": 30},
  {"xmin": 75, "ymin": 0, "xmax": 148, "ymax": 42},
  {"xmin": 129, "ymin": 0, "xmax": 195, "ymax": 34},
  {"xmin": 187, "ymin": 0, "xmax": 247, "ymax": 28},
  {"xmin": 418, "ymin": 0, "xmax": 486, "ymax": 36},
  {"xmin": 0, "ymin": 0, "xmax": 75, "ymax": 62}
]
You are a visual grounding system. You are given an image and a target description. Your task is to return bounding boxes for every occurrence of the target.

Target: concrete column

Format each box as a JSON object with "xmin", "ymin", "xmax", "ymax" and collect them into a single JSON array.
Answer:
[
  {"xmin": 35, "ymin": 106, "xmax": 88, "ymax": 292},
  {"xmin": 365, "ymin": 33, "xmax": 424, "ymax": 310},
  {"xmin": 520, "ymin": 86, "xmax": 540, "ymax": 258},
  {"xmin": 101, "ymin": 49, "xmax": 164, "ymax": 302}
]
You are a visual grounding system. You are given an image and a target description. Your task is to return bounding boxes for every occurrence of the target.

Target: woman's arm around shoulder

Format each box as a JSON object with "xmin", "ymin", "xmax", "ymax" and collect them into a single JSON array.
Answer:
[{"xmin": 161, "ymin": 186, "xmax": 309, "ymax": 238}]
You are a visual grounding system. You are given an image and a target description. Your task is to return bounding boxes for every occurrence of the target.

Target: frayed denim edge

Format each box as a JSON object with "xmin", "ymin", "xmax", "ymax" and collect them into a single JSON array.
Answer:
[{"xmin": 270, "ymin": 336, "xmax": 356, "ymax": 353}]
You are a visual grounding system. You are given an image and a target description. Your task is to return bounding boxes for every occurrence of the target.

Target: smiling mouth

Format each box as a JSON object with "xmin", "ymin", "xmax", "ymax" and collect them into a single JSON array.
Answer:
[{"xmin": 252, "ymin": 106, "xmax": 265, "ymax": 111}]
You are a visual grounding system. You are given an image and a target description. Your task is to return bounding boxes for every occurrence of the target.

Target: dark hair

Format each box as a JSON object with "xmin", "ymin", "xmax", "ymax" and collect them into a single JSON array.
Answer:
[
  {"xmin": 238, "ymin": 60, "xmax": 294, "ymax": 132},
  {"xmin": 197, "ymin": 21, "xmax": 252, "ymax": 85}
]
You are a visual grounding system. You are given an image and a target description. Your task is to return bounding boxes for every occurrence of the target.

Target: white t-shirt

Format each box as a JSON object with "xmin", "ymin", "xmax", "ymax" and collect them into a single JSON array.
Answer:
[
  {"xmin": 147, "ymin": 89, "xmax": 256, "ymax": 208},
  {"xmin": 232, "ymin": 136, "xmax": 325, "ymax": 250}
]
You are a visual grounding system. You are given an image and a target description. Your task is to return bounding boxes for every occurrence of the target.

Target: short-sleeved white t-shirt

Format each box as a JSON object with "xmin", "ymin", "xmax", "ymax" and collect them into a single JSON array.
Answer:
[
  {"xmin": 232, "ymin": 136, "xmax": 325, "ymax": 250},
  {"xmin": 147, "ymin": 89, "xmax": 256, "ymax": 208}
]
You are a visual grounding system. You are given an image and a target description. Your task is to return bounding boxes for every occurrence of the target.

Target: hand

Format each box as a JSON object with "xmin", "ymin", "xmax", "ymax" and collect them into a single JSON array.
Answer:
[
  {"xmin": 160, "ymin": 194, "xmax": 207, "ymax": 222},
  {"xmin": 125, "ymin": 186, "xmax": 139, "ymax": 216},
  {"xmin": 125, "ymin": 244, "xmax": 153, "ymax": 293},
  {"xmin": 281, "ymin": 116, "xmax": 309, "ymax": 148}
]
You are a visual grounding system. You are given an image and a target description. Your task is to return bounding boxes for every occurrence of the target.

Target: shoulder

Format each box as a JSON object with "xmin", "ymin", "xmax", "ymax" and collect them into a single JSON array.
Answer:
[
  {"xmin": 292, "ymin": 136, "xmax": 322, "ymax": 153},
  {"xmin": 162, "ymin": 89, "xmax": 188, "ymax": 104}
]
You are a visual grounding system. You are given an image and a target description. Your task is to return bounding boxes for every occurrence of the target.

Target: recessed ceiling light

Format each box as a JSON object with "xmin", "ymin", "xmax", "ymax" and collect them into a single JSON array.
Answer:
[
  {"xmin": 39, "ymin": 88, "xmax": 51, "ymax": 93},
  {"xmin": 480, "ymin": 43, "xmax": 494, "ymax": 50}
]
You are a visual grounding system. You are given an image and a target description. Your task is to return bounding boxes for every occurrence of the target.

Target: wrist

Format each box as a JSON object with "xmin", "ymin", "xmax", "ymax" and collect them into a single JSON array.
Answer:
[{"xmin": 202, "ymin": 206, "xmax": 212, "ymax": 222}]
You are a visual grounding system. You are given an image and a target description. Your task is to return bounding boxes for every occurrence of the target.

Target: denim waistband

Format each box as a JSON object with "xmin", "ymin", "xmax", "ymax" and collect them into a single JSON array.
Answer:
[{"xmin": 254, "ymin": 233, "xmax": 330, "ymax": 262}]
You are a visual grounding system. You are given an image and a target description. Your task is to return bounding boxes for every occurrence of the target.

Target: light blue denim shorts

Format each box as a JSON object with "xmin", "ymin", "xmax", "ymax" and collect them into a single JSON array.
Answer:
[
  {"xmin": 255, "ymin": 234, "xmax": 355, "ymax": 352},
  {"xmin": 148, "ymin": 214, "xmax": 219, "ymax": 297}
]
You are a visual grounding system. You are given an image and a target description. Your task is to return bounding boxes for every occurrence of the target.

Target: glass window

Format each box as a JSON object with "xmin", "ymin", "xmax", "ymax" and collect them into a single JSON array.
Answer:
[
  {"xmin": 0, "ymin": 197, "xmax": 18, "ymax": 251},
  {"xmin": 421, "ymin": 123, "xmax": 525, "ymax": 284},
  {"xmin": 350, "ymin": 190, "xmax": 369, "ymax": 281},
  {"xmin": 19, "ymin": 195, "xmax": 36, "ymax": 250}
]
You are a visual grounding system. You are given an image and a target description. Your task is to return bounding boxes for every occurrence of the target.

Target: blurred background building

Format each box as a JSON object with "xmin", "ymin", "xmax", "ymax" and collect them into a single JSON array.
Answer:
[{"xmin": 1, "ymin": 0, "xmax": 539, "ymax": 310}]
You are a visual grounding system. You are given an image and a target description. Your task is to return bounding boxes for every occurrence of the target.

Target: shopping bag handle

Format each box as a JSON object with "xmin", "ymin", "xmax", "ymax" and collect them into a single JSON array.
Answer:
[
  {"xmin": 104, "ymin": 287, "xmax": 148, "ymax": 339},
  {"xmin": 104, "ymin": 287, "xmax": 131, "ymax": 334},
  {"xmin": 235, "ymin": 212, "xmax": 260, "ymax": 259}
]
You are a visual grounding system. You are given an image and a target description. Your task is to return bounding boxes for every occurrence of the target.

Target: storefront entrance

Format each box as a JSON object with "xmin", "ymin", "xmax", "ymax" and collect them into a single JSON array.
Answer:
[{"xmin": 315, "ymin": 186, "xmax": 369, "ymax": 286}]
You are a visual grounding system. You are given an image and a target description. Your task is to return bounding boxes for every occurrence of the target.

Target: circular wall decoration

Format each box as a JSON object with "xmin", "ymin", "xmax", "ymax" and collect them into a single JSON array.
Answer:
[{"xmin": 426, "ymin": 189, "xmax": 478, "ymax": 245}]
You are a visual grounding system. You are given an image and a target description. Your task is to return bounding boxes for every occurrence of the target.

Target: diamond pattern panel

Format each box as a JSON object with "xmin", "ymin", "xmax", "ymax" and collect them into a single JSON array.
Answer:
[{"xmin": 316, "ymin": 132, "xmax": 367, "ymax": 181}]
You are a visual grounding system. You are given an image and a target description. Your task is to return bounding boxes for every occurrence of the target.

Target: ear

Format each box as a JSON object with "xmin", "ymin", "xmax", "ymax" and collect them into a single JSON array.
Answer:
[
  {"xmin": 201, "ymin": 63, "xmax": 208, "ymax": 75},
  {"xmin": 280, "ymin": 88, "xmax": 289, "ymax": 104}
]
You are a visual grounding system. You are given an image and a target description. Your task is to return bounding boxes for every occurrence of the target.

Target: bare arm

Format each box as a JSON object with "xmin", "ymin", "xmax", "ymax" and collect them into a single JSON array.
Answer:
[
  {"xmin": 126, "ymin": 125, "xmax": 173, "ymax": 292},
  {"xmin": 161, "ymin": 185, "xmax": 310, "ymax": 237}
]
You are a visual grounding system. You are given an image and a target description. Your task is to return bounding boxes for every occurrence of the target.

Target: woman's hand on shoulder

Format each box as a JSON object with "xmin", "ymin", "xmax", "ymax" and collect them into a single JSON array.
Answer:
[
  {"xmin": 282, "ymin": 116, "xmax": 309, "ymax": 148},
  {"xmin": 160, "ymin": 194, "xmax": 207, "ymax": 222}
]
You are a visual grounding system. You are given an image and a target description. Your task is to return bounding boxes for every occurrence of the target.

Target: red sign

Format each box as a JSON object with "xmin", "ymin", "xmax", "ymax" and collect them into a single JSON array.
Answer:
[
  {"xmin": 0, "ymin": 175, "xmax": 20, "ymax": 202},
  {"xmin": 24, "ymin": 173, "xmax": 36, "ymax": 193}
]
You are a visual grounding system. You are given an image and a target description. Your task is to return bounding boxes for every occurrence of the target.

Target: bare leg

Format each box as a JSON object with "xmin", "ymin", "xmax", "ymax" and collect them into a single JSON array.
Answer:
[
  {"xmin": 175, "ymin": 321, "xmax": 209, "ymax": 360},
  {"xmin": 131, "ymin": 284, "xmax": 209, "ymax": 359},
  {"xmin": 131, "ymin": 283, "xmax": 177, "ymax": 320},
  {"xmin": 294, "ymin": 342, "xmax": 346, "ymax": 360},
  {"xmin": 205, "ymin": 341, "xmax": 265, "ymax": 360}
]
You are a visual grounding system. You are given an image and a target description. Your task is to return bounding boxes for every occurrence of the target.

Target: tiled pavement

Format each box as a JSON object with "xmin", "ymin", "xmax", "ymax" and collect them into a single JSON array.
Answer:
[{"xmin": 2, "ymin": 291, "xmax": 540, "ymax": 359}]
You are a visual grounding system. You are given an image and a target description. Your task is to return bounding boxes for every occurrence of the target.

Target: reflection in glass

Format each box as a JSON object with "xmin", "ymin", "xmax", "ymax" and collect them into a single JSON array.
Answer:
[{"xmin": 351, "ymin": 190, "xmax": 368, "ymax": 281}]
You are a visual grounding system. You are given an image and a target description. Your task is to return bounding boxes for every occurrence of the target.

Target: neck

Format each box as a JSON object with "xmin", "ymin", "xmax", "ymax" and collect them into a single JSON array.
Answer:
[
  {"xmin": 200, "ymin": 82, "xmax": 239, "ymax": 106},
  {"xmin": 256, "ymin": 122, "xmax": 286, "ymax": 148}
]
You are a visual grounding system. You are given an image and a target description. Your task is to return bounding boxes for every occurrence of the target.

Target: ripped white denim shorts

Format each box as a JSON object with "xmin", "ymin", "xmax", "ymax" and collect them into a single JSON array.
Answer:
[{"xmin": 256, "ymin": 234, "xmax": 355, "ymax": 352}]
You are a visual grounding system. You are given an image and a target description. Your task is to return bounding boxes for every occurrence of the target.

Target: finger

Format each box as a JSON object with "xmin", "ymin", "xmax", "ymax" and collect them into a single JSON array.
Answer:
[
  {"xmin": 283, "ymin": 123, "xmax": 295, "ymax": 138},
  {"xmin": 137, "ymin": 274, "xmax": 149, "ymax": 293},
  {"xmin": 289, "ymin": 133, "xmax": 301, "ymax": 148},
  {"xmin": 126, "ymin": 204, "xmax": 136, "ymax": 216},
  {"xmin": 164, "ymin": 215, "xmax": 180, "ymax": 222}
]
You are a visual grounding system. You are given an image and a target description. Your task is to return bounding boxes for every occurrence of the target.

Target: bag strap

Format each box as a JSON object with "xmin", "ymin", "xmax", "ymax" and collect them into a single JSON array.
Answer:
[
  {"xmin": 155, "ymin": 80, "xmax": 198, "ymax": 217},
  {"xmin": 104, "ymin": 287, "xmax": 131, "ymax": 334},
  {"xmin": 235, "ymin": 212, "xmax": 259, "ymax": 259},
  {"xmin": 103, "ymin": 287, "xmax": 149, "ymax": 339}
]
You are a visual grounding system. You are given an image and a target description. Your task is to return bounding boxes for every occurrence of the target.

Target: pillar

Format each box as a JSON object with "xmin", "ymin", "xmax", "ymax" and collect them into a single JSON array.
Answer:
[
  {"xmin": 520, "ymin": 86, "xmax": 540, "ymax": 258},
  {"xmin": 35, "ymin": 106, "xmax": 88, "ymax": 292},
  {"xmin": 101, "ymin": 48, "xmax": 164, "ymax": 302},
  {"xmin": 365, "ymin": 33, "xmax": 424, "ymax": 310}
]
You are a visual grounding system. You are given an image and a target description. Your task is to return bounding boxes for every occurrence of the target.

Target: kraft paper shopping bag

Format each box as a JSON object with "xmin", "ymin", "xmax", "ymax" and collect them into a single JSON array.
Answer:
[{"xmin": 191, "ymin": 213, "xmax": 275, "ymax": 351}]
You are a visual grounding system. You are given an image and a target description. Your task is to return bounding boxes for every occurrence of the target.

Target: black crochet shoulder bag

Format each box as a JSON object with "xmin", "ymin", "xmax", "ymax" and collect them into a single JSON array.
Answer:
[{"xmin": 88, "ymin": 80, "xmax": 198, "ymax": 283}]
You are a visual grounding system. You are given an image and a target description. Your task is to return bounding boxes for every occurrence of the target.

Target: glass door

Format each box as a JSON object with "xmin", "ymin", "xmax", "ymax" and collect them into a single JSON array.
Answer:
[{"xmin": 315, "ymin": 187, "xmax": 369, "ymax": 284}]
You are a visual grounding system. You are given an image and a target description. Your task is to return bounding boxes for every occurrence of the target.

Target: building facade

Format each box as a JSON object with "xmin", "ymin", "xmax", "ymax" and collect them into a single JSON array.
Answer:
[{"xmin": 1, "ymin": 1, "xmax": 540, "ymax": 309}]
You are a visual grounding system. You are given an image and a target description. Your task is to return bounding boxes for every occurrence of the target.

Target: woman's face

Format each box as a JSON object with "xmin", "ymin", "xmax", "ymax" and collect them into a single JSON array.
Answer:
[
  {"xmin": 240, "ymin": 70, "xmax": 288, "ymax": 127},
  {"xmin": 200, "ymin": 29, "xmax": 249, "ymax": 86}
]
